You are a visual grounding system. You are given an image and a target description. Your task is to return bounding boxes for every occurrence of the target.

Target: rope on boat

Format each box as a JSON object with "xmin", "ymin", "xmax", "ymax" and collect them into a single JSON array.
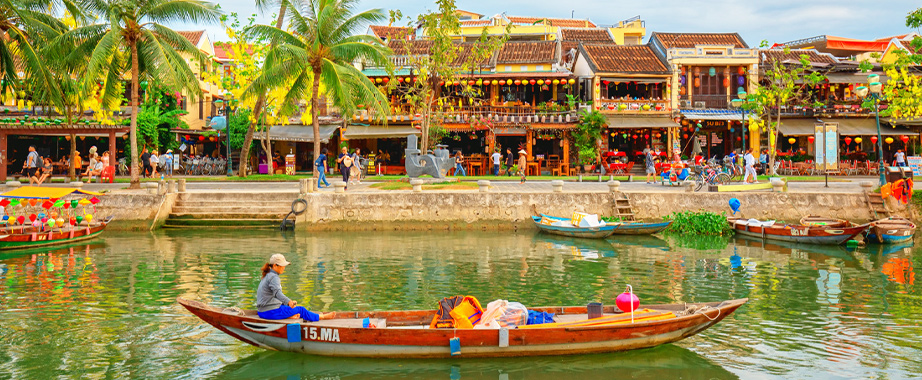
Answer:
[
  {"xmin": 678, "ymin": 303, "xmax": 721, "ymax": 321},
  {"xmin": 223, "ymin": 307, "xmax": 244, "ymax": 316}
]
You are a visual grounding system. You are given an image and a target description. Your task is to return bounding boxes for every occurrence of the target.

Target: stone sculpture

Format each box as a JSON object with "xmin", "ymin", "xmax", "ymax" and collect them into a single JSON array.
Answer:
[{"xmin": 405, "ymin": 134, "xmax": 453, "ymax": 178}]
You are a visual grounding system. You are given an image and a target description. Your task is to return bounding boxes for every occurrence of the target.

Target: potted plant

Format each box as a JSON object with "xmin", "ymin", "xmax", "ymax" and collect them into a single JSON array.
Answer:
[{"xmin": 571, "ymin": 109, "xmax": 605, "ymax": 172}]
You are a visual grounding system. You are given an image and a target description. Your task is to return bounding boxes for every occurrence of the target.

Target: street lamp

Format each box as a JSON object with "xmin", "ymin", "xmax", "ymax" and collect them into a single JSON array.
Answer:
[
  {"xmin": 213, "ymin": 98, "xmax": 233, "ymax": 176},
  {"xmin": 731, "ymin": 89, "xmax": 750, "ymax": 153},
  {"xmin": 854, "ymin": 74, "xmax": 886, "ymax": 186}
]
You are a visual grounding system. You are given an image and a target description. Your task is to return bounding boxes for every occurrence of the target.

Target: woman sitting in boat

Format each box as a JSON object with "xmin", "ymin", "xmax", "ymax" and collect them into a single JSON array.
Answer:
[{"xmin": 257, "ymin": 254, "xmax": 333, "ymax": 322}]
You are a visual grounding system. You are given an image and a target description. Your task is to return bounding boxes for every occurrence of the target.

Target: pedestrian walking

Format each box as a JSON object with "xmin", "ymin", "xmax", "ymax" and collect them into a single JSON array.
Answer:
[
  {"xmin": 336, "ymin": 146, "xmax": 352, "ymax": 189},
  {"xmin": 895, "ymin": 149, "xmax": 906, "ymax": 167},
  {"xmin": 517, "ymin": 150, "xmax": 527, "ymax": 183},
  {"xmin": 744, "ymin": 149, "xmax": 758, "ymax": 183},
  {"xmin": 491, "ymin": 149, "xmax": 501, "ymax": 176},
  {"xmin": 454, "ymin": 151, "xmax": 466, "ymax": 176},
  {"xmin": 150, "ymin": 150, "xmax": 159, "ymax": 178},
  {"xmin": 644, "ymin": 146, "xmax": 655, "ymax": 184},
  {"xmin": 316, "ymin": 148, "xmax": 330, "ymax": 188},
  {"xmin": 505, "ymin": 148, "xmax": 514, "ymax": 176},
  {"xmin": 350, "ymin": 148, "xmax": 362, "ymax": 185},
  {"xmin": 140, "ymin": 148, "xmax": 152, "ymax": 178},
  {"xmin": 24, "ymin": 145, "xmax": 39, "ymax": 185},
  {"xmin": 162, "ymin": 150, "xmax": 173, "ymax": 177}
]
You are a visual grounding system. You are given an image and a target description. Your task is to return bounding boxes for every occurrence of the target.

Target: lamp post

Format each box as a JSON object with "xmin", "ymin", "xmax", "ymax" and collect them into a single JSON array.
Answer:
[
  {"xmin": 214, "ymin": 98, "xmax": 233, "ymax": 176},
  {"xmin": 854, "ymin": 74, "xmax": 886, "ymax": 186},
  {"xmin": 731, "ymin": 89, "xmax": 750, "ymax": 153}
]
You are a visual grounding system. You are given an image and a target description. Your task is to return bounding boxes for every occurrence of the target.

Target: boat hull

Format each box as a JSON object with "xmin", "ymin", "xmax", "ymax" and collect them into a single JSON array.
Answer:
[
  {"xmin": 0, "ymin": 219, "xmax": 111, "ymax": 250},
  {"xmin": 865, "ymin": 217, "xmax": 916, "ymax": 244},
  {"xmin": 178, "ymin": 298, "xmax": 747, "ymax": 359},
  {"xmin": 532, "ymin": 215, "xmax": 616, "ymax": 239},
  {"xmin": 729, "ymin": 219, "xmax": 867, "ymax": 245},
  {"xmin": 610, "ymin": 221, "xmax": 672, "ymax": 235}
]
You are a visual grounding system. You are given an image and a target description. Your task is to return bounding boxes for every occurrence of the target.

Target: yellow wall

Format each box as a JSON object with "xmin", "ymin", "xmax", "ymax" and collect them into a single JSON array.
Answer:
[{"xmin": 496, "ymin": 64, "xmax": 556, "ymax": 72}]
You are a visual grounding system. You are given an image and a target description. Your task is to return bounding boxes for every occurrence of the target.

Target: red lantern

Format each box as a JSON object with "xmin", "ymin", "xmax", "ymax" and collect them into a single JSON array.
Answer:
[
  {"xmin": 529, "ymin": 79, "xmax": 536, "ymax": 85},
  {"xmin": 632, "ymin": 134, "xmax": 638, "ymax": 139},
  {"xmin": 644, "ymin": 134, "xmax": 650, "ymax": 139},
  {"xmin": 382, "ymin": 77, "xmax": 389, "ymax": 83},
  {"xmin": 679, "ymin": 87, "xmax": 686, "ymax": 96},
  {"xmin": 514, "ymin": 80, "xmax": 521, "ymax": 85},
  {"xmin": 901, "ymin": 135, "xmax": 910, "ymax": 144},
  {"xmin": 736, "ymin": 136, "xmax": 742, "ymax": 141},
  {"xmin": 468, "ymin": 80, "xmax": 475, "ymax": 86},
  {"xmin": 737, "ymin": 66, "xmax": 745, "ymax": 75},
  {"xmin": 871, "ymin": 136, "xmax": 878, "ymax": 144},
  {"xmin": 185, "ymin": 135, "xmax": 191, "ymax": 140},
  {"xmin": 808, "ymin": 136, "xmax": 815, "ymax": 143},
  {"xmin": 844, "ymin": 137, "xmax": 852, "ymax": 145},
  {"xmin": 603, "ymin": 80, "xmax": 609, "ymax": 85},
  {"xmin": 396, "ymin": 77, "xmax": 403, "ymax": 83},
  {"xmin": 607, "ymin": 104, "xmax": 615, "ymax": 110},
  {"xmin": 683, "ymin": 134, "xmax": 689, "ymax": 139},
  {"xmin": 198, "ymin": 135, "xmax": 205, "ymax": 141},
  {"xmin": 723, "ymin": 77, "xmax": 730, "ymax": 88}
]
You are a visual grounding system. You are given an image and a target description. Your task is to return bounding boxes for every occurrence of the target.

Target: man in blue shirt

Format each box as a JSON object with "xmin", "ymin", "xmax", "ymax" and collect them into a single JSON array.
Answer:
[
  {"xmin": 25, "ymin": 146, "xmax": 39, "ymax": 185},
  {"xmin": 315, "ymin": 148, "xmax": 331, "ymax": 188}
]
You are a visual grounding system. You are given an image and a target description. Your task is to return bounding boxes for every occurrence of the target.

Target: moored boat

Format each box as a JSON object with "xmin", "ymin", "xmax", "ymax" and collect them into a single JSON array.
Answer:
[
  {"xmin": 0, "ymin": 187, "xmax": 110, "ymax": 251},
  {"xmin": 0, "ymin": 216, "xmax": 113, "ymax": 250},
  {"xmin": 610, "ymin": 220, "xmax": 672, "ymax": 235},
  {"xmin": 865, "ymin": 217, "xmax": 916, "ymax": 244},
  {"xmin": 729, "ymin": 217, "xmax": 868, "ymax": 245},
  {"xmin": 799, "ymin": 215, "xmax": 851, "ymax": 228},
  {"xmin": 532, "ymin": 214, "xmax": 617, "ymax": 239},
  {"xmin": 178, "ymin": 297, "xmax": 747, "ymax": 358}
]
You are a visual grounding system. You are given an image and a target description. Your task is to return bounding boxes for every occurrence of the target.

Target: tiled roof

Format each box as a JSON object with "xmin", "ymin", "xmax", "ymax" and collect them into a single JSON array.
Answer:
[
  {"xmin": 461, "ymin": 20, "xmax": 492, "ymax": 27},
  {"xmin": 561, "ymin": 42, "xmax": 580, "ymax": 55},
  {"xmin": 507, "ymin": 16, "xmax": 596, "ymax": 28},
  {"xmin": 581, "ymin": 44, "xmax": 668, "ymax": 74},
  {"xmin": 899, "ymin": 40, "xmax": 922, "ymax": 54},
  {"xmin": 760, "ymin": 49, "xmax": 838, "ymax": 65},
  {"xmin": 652, "ymin": 32, "xmax": 747, "ymax": 49},
  {"xmin": 453, "ymin": 42, "xmax": 496, "ymax": 67},
  {"xmin": 387, "ymin": 40, "xmax": 434, "ymax": 55},
  {"xmin": 560, "ymin": 28, "xmax": 613, "ymax": 42},
  {"xmin": 369, "ymin": 25, "xmax": 413, "ymax": 40},
  {"xmin": 213, "ymin": 43, "xmax": 256, "ymax": 60},
  {"xmin": 496, "ymin": 41, "xmax": 558, "ymax": 64},
  {"xmin": 176, "ymin": 31, "xmax": 205, "ymax": 46}
]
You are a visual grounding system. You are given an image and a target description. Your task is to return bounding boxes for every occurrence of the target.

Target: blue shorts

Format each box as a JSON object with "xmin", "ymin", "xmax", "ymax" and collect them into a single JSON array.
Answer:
[{"xmin": 257, "ymin": 305, "xmax": 320, "ymax": 322}]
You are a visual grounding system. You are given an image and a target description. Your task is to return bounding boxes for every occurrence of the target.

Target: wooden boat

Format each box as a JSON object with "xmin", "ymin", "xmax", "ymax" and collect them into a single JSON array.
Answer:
[
  {"xmin": 729, "ymin": 217, "xmax": 867, "ymax": 245},
  {"xmin": 531, "ymin": 214, "xmax": 617, "ymax": 239},
  {"xmin": 610, "ymin": 220, "xmax": 672, "ymax": 235},
  {"xmin": 865, "ymin": 217, "xmax": 916, "ymax": 244},
  {"xmin": 178, "ymin": 297, "xmax": 747, "ymax": 358},
  {"xmin": 0, "ymin": 216, "xmax": 113, "ymax": 250},
  {"xmin": 799, "ymin": 215, "xmax": 850, "ymax": 228}
]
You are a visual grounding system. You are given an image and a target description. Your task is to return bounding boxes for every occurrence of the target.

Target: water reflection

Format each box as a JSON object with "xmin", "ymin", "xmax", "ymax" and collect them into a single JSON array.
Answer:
[
  {"xmin": 0, "ymin": 230, "xmax": 919, "ymax": 379},
  {"xmin": 212, "ymin": 345, "xmax": 737, "ymax": 380}
]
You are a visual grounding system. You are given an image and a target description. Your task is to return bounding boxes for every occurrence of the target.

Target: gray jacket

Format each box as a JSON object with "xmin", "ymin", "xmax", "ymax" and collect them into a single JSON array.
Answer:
[{"xmin": 256, "ymin": 270, "xmax": 291, "ymax": 312}]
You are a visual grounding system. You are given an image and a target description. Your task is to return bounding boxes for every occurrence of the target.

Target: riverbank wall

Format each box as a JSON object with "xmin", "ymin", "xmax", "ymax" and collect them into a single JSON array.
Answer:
[{"xmin": 92, "ymin": 188, "xmax": 911, "ymax": 231}]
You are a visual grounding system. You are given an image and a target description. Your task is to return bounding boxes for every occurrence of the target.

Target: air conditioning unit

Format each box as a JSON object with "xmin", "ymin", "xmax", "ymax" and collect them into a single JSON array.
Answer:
[
  {"xmin": 693, "ymin": 101, "xmax": 706, "ymax": 109},
  {"xmin": 678, "ymin": 100, "xmax": 691, "ymax": 109}
]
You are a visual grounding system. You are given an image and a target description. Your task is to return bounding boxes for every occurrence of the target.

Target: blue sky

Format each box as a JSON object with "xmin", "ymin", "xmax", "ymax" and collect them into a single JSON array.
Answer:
[{"xmin": 180, "ymin": 0, "xmax": 921, "ymax": 45}]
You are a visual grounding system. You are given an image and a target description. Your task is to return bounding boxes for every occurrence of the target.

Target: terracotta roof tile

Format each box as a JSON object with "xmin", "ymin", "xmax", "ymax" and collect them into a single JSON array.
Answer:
[
  {"xmin": 176, "ymin": 31, "xmax": 205, "ymax": 46},
  {"xmin": 507, "ymin": 16, "xmax": 595, "ymax": 28},
  {"xmin": 369, "ymin": 25, "xmax": 413, "ymax": 40},
  {"xmin": 652, "ymin": 32, "xmax": 747, "ymax": 49},
  {"xmin": 453, "ymin": 42, "xmax": 496, "ymax": 67},
  {"xmin": 387, "ymin": 40, "xmax": 434, "ymax": 55},
  {"xmin": 560, "ymin": 28, "xmax": 613, "ymax": 42},
  {"xmin": 461, "ymin": 20, "xmax": 492, "ymax": 27},
  {"xmin": 899, "ymin": 40, "xmax": 922, "ymax": 54},
  {"xmin": 496, "ymin": 41, "xmax": 557, "ymax": 64},
  {"xmin": 759, "ymin": 49, "xmax": 838, "ymax": 65},
  {"xmin": 581, "ymin": 44, "xmax": 668, "ymax": 74},
  {"xmin": 213, "ymin": 43, "xmax": 256, "ymax": 60}
]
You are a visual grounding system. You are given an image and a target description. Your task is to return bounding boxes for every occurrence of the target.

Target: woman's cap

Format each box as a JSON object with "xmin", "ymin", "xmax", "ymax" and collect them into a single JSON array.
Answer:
[
  {"xmin": 269, "ymin": 254, "xmax": 291, "ymax": 266},
  {"xmin": 518, "ymin": 150, "xmax": 527, "ymax": 155}
]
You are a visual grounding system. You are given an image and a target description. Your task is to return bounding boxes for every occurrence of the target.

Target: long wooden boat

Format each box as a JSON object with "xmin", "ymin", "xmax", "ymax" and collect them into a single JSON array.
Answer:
[
  {"xmin": 531, "ymin": 214, "xmax": 617, "ymax": 239},
  {"xmin": 729, "ymin": 217, "xmax": 867, "ymax": 245},
  {"xmin": 610, "ymin": 220, "xmax": 672, "ymax": 235},
  {"xmin": 0, "ymin": 216, "xmax": 113, "ymax": 250},
  {"xmin": 178, "ymin": 297, "xmax": 747, "ymax": 358},
  {"xmin": 865, "ymin": 217, "xmax": 916, "ymax": 244},
  {"xmin": 799, "ymin": 215, "xmax": 850, "ymax": 228}
]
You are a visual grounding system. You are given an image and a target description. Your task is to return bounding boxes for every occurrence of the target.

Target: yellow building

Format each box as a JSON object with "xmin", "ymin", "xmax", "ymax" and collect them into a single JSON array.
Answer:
[
  {"xmin": 176, "ymin": 30, "xmax": 221, "ymax": 130},
  {"xmin": 881, "ymin": 33, "xmax": 922, "ymax": 64},
  {"xmin": 437, "ymin": 12, "xmax": 645, "ymax": 45}
]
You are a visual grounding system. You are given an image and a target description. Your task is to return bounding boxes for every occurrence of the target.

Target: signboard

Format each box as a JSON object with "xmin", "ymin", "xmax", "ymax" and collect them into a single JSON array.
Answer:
[
  {"xmin": 285, "ymin": 153, "xmax": 296, "ymax": 175},
  {"xmin": 907, "ymin": 156, "xmax": 922, "ymax": 176},
  {"xmin": 814, "ymin": 123, "xmax": 838, "ymax": 171},
  {"xmin": 179, "ymin": 143, "xmax": 187, "ymax": 152}
]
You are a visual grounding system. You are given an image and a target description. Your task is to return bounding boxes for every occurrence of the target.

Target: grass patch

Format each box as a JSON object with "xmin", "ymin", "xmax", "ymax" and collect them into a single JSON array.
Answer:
[{"xmin": 370, "ymin": 181, "xmax": 479, "ymax": 191}]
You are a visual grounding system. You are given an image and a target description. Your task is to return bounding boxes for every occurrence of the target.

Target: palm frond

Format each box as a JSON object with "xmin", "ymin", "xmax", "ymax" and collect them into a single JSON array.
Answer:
[{"xmin": 143, "ymin": 0, "xmax": 221, "ymax": 25}]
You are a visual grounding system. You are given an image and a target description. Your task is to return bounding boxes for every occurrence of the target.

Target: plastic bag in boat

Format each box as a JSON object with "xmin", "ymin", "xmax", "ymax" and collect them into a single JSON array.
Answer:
[
  {"xmin": 474, "ymin": 299, "xmax": 508, "ymax": 329},
  {"xmin": 497, "ymin": 302, "xmax": 528, "ymax": 328}
]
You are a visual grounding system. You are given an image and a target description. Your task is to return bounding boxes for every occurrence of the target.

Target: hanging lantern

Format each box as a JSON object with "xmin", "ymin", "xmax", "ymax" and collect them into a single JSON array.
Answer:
[
  {"xmin": 736, "ymin": 136, "xmax": 742, "ymax": 141},
  {"xmin": 602, "ymin": 80, "xmax": 609, "ymax": 85},
  {"xmin": 514, "ymin": 80, "xmax": 522, "ymax": 85},
  {"xmin": 553, "ymin": 79, "xmax": 560, "ymax": 85},
  {"xmin": 375, "ymin": 77, "xmax": 382, "ymax": 83},
  {"xmin": 476, "ymin": 79, "xmax": 483, "ymax": 86},
  {"xmin": 491, "ymin": 80, "xmax": 498, "ymax": 85},
  {"xmin": 808, "ymin": 136, "xmax": 815, "ymax": 143},
  {"xmin": 529, "ymin": 79, "xmax": 536, "ymax": 85},
  {"xmin": 537, "ymin": 80, "xmax": 544, "ymax": 85},
  {"xmin": 886, "ymin": 137, "xmax": 894, "ymax": 144},
  {"xmin": 683, "ymin": 133, "xmax": 689, "ymax": 139},
  {"xmin": 723, "ymin": 77, "xmax": 730, "ymax": 88},
  {"xmin": 738, "ymin": 76, "xmax": 745, "ymax": 86},
  {"xmin": 738, "ymin": 66, "xmax": 746, "ymax": 75},
  {"xmin": 788, "ymin": 137, "xmax": 796, "ymax": 144},
  {"xmin": 468, "ymin": 80, "xmax": 475, "ymax": 86},
  {"xmin": 680, "ymin": 87, "xmax": 687, "ymax": 95},
  {"xmin": 498, "ymin": 80, "xmax": 505, "ymax": 85},
  {"xmin": 607, "ymin": 104, "xmax": 615, "ymax": 110},
  {"xmin": 122, "ymin": 134, "xmax": 128, "ymax": 140},
  {"xmin": 900, "ymin": 135, "xmax": 910, "ymax": 144},
  {"xmin": 693, "ymin": 67, "xmax": 701, "ymax": 76},
  {"xmin": 644, "ymin": 134, "xmax": 650, "ymax": 139},
  {"xmin": 708, "ymin": 67, "xmax": 716, "ymax": 77},
  {"xmin": 871, "ymin": 136, "xmax": 878, "ymax": 144},
  {"xmin": 198, "ymin": 135, "xmax": 205, "ymax": 141},
  {"xmin": 655, "ymin": 133, "xmax": 661, "ymax": 138},
  {"xmin": 844, "ymin": 137, "xmax": 852, "ymax": 145},
  {"xmin": 632, "ymin": 134, "xmax": 638, "ymax": 139},
  {"xmin": 396, "ymin": 77, "xmax": 403, "ymax": 83},
  {"xmin": 568, "ymin": 79, "xmax": 575, "ymax": 85},
  {"xmin": 855, "ymin": 137, "xmax": 862, "ymax": 144},
  {"xmin": 382, "ymin": 77, "xmax": 389, "ymax": 84}
]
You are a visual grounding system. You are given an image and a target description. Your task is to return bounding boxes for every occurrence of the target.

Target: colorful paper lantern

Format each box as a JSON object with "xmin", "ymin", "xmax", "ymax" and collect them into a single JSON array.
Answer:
[
  {"xmin": 723, "ymin": 77, "xmax": 730, "ymax": 88},
  {"xmin": 694, "ymin": 78, "xmax": 700, "ymax": 87},
  {"xmin": 844, "ymin": 137, "xmax": 852, "ymax": 145},
  {"xmin": 468, "ymin": 80, "xmax": 475, "ymax": 86},
  {"xmin": 28, "ymin": 213, "xmax": 36, "ymax": 222},
  {"xmin": 529, "ymin": 79, "xmax": 536, "ymax": 85},
  {"xmin": 0, "ymin": 199, "xmax": 8, "ymax": 207},
  {"xmin": 683, "ymin": 134, "xmax": 689, "ymax": 139},
  {"xmin": 375, "ymin": 78, "xmax": 382, "ymax": 83},
  {"xmin": 537, "ymin": 80, "xmax": 544, "ymax": 85},
  {"xmin": 28, "ymin": 199, "xmax": 37, "ymax": 207},
  {"xmin": 871, "ymin": 136, "xmax": 878, "ymax": 144},
  {"xmin": 708, "ymin": 67, "xmax": 716, "ymax": 77},
  {"xmin": 885, "ymin": 137, "xmax": 894, "ymax": 144},
  {"xmin": 71, "ymin": 200, "xmax": 78, "ymax": 209},
  {"xmin": 900, "ymin": 135, "xmax": 910, "ymax": 144},
  {"xmin": 69, "ymin": 217, "xmax": 76, "ymax": 226},
  {"xmin": 198, "ymin": 135, "xmax": 205, "ymax": 141},
  {"xmin": 738, "ymin": 66, "xmax": 746, "ymax": 75},
  {"xmin": 788, "ymin": 137, "xmax": 796, "ymax": 144},
  {"xmin": 738, "ymin": 76, "xmax": 745, "ymax": 86},
  {"xmin": 382, "ymin": 77, "xmax": 389, "ymax": 83},
  {"xmin": 90, "ymin": 197, "xmax": 100, "ymax": 205},
  {"xmin": 514, "ymin": 80, "xmax": 521, "ymax": 85},
  {"xmin": 16, "ymin": 215, "xmax": 24, "ymax": 225},
  {"xmin": 808, "ymin": 136, "xmax": 815, "ymax": 143},
  {"xmin": 855, "ymin": 137, "xmax": 862, "ymax": 144},
  {"xmin": 491, "ymin": 80, "xmax": 498, "ymax": 85},
  {"xmin": 553, "ymin": 79, "xmax": 560, "ymax": 85},
  {"xmin": 85, "ymin": 214, "xmax": 93, "ymax": 223},
  {"xmin": 42, "ymin": 200, "xmax": 52, "ymax": 209},
  {"xmin": 568, "ymin": 79, "xmax": 575, "ymax": 84}
]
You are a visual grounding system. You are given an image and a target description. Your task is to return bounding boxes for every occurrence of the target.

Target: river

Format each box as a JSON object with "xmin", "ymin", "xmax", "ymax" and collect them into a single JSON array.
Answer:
[{"xmin": 0, "ymin": 230, "xmax": 919, "ymax": 379}]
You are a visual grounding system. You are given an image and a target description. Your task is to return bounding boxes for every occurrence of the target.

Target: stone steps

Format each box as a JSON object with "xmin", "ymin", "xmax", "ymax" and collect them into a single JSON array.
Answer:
[
  {"xmin": 164, "ymin": 191, "xmax": 300, "ymax": 228},
  {"xmin": 162, "ymin": 218, "xmax": 281, "ymax": 228}
]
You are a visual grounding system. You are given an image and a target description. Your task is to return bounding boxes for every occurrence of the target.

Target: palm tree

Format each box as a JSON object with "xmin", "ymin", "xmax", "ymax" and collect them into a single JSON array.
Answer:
[
  {"xmin": 0, "ymin": 0, "xmax": 72, "ymax": 102},
  {"xmin": 54, "ymin": 0, "xmax": 220, "ymax": 188},
  {"xmin": 247, "ymin": 0, "xmax": 390, "ymax": 172}
]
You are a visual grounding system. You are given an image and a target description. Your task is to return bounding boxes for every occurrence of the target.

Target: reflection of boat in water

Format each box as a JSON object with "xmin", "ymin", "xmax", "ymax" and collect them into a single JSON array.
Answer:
[
  {"xmin": 868, "ymin": 240, "xmax": 914, "ymax": 256},
  {"xmin": 608, "ymin": 235, "xmax": 671, "ymax": 251},
  {"xmin": 732, "ymin": 235, "xmax": 854, "ymax": 261},
  {"xmin": 210, "ymin": 344, "xmax": 739, "ymax": 380},
  {"xmin": 180, "ymin": 297, "xmax": 747, "ymax": 359},
  {"xmin": 532, "ymin": 233, "xmax": 618, "ymax": 258},
  {"xmin": 610, "ymin": 220, "xmax": 672, "ymax": 235},
  {"xmin": 0, "ymin": 241, "xmax": 106, "ymax": 260}
]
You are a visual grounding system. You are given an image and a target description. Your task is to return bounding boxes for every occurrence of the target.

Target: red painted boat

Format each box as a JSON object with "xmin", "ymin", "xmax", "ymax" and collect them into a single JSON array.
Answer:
[
  {"xmin": 729, "ymin": 217, "xmax": 868, "ymax": 245},
  {"xmin": 0, "ymin": 216, "xmax": 113, "ymax": 250},
  {"xmin": 178, "ymin": 297, "xmax": 747, "ymax": 358}
]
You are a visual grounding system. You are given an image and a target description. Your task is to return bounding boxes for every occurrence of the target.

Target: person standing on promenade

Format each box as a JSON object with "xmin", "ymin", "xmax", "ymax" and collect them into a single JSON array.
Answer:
[
  {"xmin": 24, "ymin": 145, "xmax": 39, "ymax": 185},
  {"xmin": 491, "ymin": 149, "xmax": 501, "ymax": 176},
  {"xmin": 644, "ymin": 145, "xmax": 655, "ymax": 184},
  {"xmin": 505, "ymin": 148, "xmax": 514, "ymax": 176},
  {"xmin": 517, "ymin": 150, "xmax": 527, "ymax": 183},
  {"xmin": 743, "ymin": 149, "xmax": 757, "ymax": 183},
  {"xmin": 256, "ymin": 254, "xmax": 334, "ymax": 322},
  {"xmin": 349, "ymin": 148, "xmax": 362, "ymax": 185},
  {"xmin": 759, "ymin": 149, "xmax": 768, "ymax": 174},
  {"xmin": 162, "ymin": 150, "xmax": 173, "ymax": 178},
  {"xmin": 140, "ymin": 148, "xmax": 152, "ymax": 178},
  {"xmin": 316, "ymin": 148, "xmax": 330, "ymax": 188},
  {"xmin": 454, "ymin": 151, "xmax": 466, "ymax": 176},
  {"xmin": 337, "ymin": 146, "xmax": 352, "ymax": 189},
  {"xmin": 894, "ymin": 149, "xmax": 906, "ymax": 167},
  {"xmin": 150, "ymin": 150, "xmax": 159, "ymax": 178}
]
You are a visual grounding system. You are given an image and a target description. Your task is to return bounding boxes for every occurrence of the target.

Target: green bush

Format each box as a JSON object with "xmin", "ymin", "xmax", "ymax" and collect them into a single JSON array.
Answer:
[{"xmin": 664, "ymin": 211, "xmax": 733, "ymax": 236}]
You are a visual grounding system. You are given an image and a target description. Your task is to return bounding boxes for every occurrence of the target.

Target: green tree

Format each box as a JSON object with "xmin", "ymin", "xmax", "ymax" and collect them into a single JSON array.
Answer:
[
  {"xmin": 876, "ymin": 7, "xmax": 922, "ymax": 121},
  {"xmin": 571, "ymin": 109, "xmax": 605, "ymax": 166},
  {"xmin": 744, "ymin": 47, "xmax": 825, "ymax": 175},
  {"xmin": 247, "ymin": 0, "xmax": 391, "ymax": 177},
  {"xmin": 0, "ymin": 0, "xmax": 70, "ymax": 100},
  {"xmin": 53, "ymin": 0, "xmax": 220, "ymax": 188}
]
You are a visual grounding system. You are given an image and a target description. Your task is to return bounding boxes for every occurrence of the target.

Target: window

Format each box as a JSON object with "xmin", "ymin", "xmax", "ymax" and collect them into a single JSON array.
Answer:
[
  {"xmin": 505, "ymin": 66, "xmax": 511, "ymax": 72},
  {"xmin": 520, "ymin": 65, "xmax": 528, "ymax": 71},
  {"xmin": 536, "ymin": 65, "xmax": 544, "ymax": 71}
]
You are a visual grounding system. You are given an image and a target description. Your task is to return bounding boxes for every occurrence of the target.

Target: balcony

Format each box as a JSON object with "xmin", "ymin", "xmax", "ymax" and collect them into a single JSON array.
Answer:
[
  {"xmin": 352, "ymin": 104, "xmax": 578, "ymax": 124},
  {"xmin": 599, "ymin": 99, "xmax": 670, "ymax": 114},
  {"xmin": 679, "ymin": 94, "xmax": 729, "ymax": 109}
]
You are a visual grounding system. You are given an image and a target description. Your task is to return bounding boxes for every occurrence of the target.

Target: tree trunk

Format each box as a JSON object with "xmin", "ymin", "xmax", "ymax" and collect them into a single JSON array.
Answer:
[
  {"xmin": 311, "ymin": 67, "xmax": 322, "ymax": 178},
  {"xmin": 69, "ymin": 133, "xmax": 76, "ymax": 181},
  {"xmin": 237, "ymin": 2, "xmax": 288, "ymax": 177},
  {"xmin": 129, "ymin": 40, "xmax": 140, "ymax": 189}
]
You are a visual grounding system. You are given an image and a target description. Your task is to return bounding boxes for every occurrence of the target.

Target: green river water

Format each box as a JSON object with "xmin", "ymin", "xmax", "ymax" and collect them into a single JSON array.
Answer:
[{"xmin": 0, "ymin": 229, "xmax": 919, "ymax": 379}]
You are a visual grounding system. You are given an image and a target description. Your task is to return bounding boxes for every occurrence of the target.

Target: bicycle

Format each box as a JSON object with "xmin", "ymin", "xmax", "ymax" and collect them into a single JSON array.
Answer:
[{"xmin": 692, "ymin": 164, "xmax": 731, "ymax": 191}]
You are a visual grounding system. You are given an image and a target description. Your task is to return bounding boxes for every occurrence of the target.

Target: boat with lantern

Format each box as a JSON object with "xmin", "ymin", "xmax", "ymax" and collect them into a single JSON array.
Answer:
[
  {"xmin": 178, "ymin": 296, "xmax": 747, "ymax": 359},
  {"xmin": 0, "ymin": 187, "xmax": 111, "ymax": 250}
]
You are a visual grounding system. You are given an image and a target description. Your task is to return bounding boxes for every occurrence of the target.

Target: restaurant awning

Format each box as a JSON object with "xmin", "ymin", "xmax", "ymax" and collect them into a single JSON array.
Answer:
[
  {"xmin": 494, "ymin": 127, "xmax": 526, "ymax": 135},
  {"xmin": 777, "ymin": 118, "xmax": 916, "ymax": 136},
  {"xmin": 260, "ymin": 125, "xmax": 339, "ymax": 143},
  {"xmin": 888, "ymin": 118, "xmax": 922, "ymax": 127},
  {"xmin": 600, "ymin": 77, "xmax": 668, "ymax": 84},
  {"xmin": 680, "ymin": 110, "xmax": 743, "ymax": 121},
  {"xmin": 606, "ymin": 116, "xmax": 679, "ymax": 129},
  {"xmin": 821, "ymin": 73, "xmax": 891, "ymax": 84},
  {"xmin": 344, "ymin": 125, "xmax": 420, "ymax": 139}
]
